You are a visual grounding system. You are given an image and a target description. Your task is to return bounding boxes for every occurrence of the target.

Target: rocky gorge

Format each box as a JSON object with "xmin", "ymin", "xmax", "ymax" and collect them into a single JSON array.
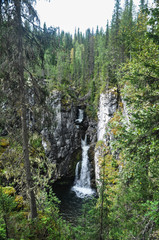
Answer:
[
  {"xmin": 41, "ymin": 88, "xmax": 118, "ymax": 191},
  {"xmin": 41, "ymin": 90, "xmax": 97, "ymax": 184}
]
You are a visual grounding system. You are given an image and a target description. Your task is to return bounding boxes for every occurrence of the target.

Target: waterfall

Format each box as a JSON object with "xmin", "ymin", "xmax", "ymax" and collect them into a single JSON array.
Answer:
[
  {"xmin": 72, "ymin": 135, "xmax": 95, "ymax": 198},
  {"xmin": 75, "ymin": 109, "xmax": 84, "ymax": 124},
  {"xmin": 74, "ymin": 162, "xmax": 80, "ymax": 184}
]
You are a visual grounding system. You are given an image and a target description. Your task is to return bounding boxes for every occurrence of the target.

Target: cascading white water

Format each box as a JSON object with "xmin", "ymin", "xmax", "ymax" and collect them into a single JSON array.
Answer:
[
  {"xmin": 74, "ymin": 161, "xmax": 80, "ymax": 183},
  {"xmin": 72, "ymin": 135, "xmax": 95, "ymax": 198},
  {"xmin": 75, "ymin": 109, "xmax": 84, "ymax": 124}
]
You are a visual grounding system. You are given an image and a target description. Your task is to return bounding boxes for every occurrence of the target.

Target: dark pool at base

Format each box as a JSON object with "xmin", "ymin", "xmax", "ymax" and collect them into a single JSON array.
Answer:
[{"xmin": 52, "ymin": 179, "xmax": 96, "ymax": 224}]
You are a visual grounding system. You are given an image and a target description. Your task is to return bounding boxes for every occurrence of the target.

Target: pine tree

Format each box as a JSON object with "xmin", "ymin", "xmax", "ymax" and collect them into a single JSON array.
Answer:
[
  {"xmin": 119, "ymin": 0, "xmax": 134, "ymax": 61},
  {"xmin": 112, "ymin": 0, "xmax": 121, "ymax": 42},
  {"xmin": 0, "ymin": 0, "xmax": 40, "ymax": 219},
  {"xmin": 14, "ymin": 0, "xmax": 38, "ymax": 218},
  {"xmin": 108, "ymin": 0, "xmax": 122, "ymax": 84}
]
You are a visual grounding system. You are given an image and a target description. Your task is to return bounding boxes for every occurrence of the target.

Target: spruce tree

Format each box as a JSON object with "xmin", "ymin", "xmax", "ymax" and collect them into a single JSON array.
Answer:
[
  {"xmin": 105, "ymin": 20, "xmax": 109, "ymax": 48},
  {"xmin": 14, "ymin": 0, "xmax": 38, "ymax": 219},
  {"xmin": 0, "ymin": 0, "xmax": 40, "ymax": 219}
]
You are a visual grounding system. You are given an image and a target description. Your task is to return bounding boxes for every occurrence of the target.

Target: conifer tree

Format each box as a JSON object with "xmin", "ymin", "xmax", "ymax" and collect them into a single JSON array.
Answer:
[
  {"xmin": 14, "ymin": 0, "xmax": 38, "ymax": 219},
  {"xmin": 0, "ymin": 0, "xmax": 39, "ymax": 219},
  {"xmin": 105, "ymin": 20, "xmax": 109, "ymax": 48},
  {"xmin": 108, "ymin": 0, "xmax": 122, "ymax": 81},
  {"xmin": 119, "ymin": 0, "xmax": 134, "ymax": 61}
]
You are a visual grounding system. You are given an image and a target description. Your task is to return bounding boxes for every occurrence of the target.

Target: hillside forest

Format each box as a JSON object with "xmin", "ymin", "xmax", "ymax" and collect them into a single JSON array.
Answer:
[{"xmin": 0, "ymin": 0, "xmax": 159, "ymax": 239}]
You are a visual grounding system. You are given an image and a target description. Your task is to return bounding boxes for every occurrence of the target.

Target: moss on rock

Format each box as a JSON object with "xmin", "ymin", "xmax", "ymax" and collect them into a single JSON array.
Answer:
[
  {"xmin": 2, "ymin": 186, "xmax": 16, "ymax": 196},
  {"xmin": 0, "ymin": 138, "xmax": 9, "ymax": 148}
]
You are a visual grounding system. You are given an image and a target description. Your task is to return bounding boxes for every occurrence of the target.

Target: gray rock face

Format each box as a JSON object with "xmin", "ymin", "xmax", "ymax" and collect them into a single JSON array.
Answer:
[
  {"xmin": 97, "ymin": 91, "xmax": 117, "ymax": 141},
  {"xmin": 42, "ymin": 90, "xmax": 97, "ymax": 181},
  {"xmin": 94, "ymin": 90, "xmax": 117, "ymax": 187}
]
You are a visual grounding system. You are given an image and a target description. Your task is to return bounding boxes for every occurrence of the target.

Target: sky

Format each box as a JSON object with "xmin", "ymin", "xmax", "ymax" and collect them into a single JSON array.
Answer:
[{"xmin": 35, "ymin": 0, "xmax": 154, "ymax": 35}]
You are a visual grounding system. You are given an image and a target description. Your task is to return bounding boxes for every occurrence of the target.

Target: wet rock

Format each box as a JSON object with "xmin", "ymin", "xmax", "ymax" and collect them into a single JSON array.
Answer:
[{"xmin": 42, "ymin": 91, "xmax": 97, "ymax": 181}]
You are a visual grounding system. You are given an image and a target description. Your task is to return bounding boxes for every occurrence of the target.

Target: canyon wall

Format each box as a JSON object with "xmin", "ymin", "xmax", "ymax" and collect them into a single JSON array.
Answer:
[
  {"xmin": 42, "ymin": 90, "xmax": 97, "ymax": 181},
  {"xmin": 42, "ymin": 89, "xmax": 119, "ymax": 187},
  {"xmin": 94, "ymin": 89, "xmax": 117, "ymax": 187}
]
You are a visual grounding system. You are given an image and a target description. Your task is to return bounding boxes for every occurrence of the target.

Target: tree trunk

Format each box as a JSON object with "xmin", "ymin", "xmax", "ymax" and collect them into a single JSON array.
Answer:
[
  {"xmin": 14, "ymin": 0, "xmax": 37, "ymax": 219},
  {"xmin": 21, "ymin": 102, "xmax": 38, "ymax": 218}
]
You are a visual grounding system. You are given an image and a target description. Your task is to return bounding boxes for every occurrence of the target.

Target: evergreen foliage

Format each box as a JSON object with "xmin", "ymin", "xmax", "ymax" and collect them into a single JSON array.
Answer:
[{"xmin": 0, "ymin": 0, "xmax": 159, "ymax": 239}]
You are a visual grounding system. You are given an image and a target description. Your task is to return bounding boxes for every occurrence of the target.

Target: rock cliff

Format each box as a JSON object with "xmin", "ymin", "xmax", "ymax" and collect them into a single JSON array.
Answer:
[
  {"xmin": 41, "ymin": 89, "xmax": 119, "ymax": 187},
  {"xmin": 94, "ymin": 89, "xmax": 117, "ymax": 187},
  {"xmin": 42, "ymin": 90, "xmax": 97, "ymax": 181}
]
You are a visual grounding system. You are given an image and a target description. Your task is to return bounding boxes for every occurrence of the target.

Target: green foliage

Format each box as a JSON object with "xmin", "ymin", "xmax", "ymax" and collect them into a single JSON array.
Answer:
[
  {"xmin": 0, "ymin": 187, "xmax": 17, "ymax": 239},
  {"xmin": 0, "ymin": 187, "xmax": 73, "ymax": 240},
  {"xmin": 105, "ymin": 13, "xmax": 159, "ymax": 237},
  {"xmin": 72, "ymin": 198, "xmax": 99, "ymax": 240},
  {"xmin": 0, "ymin": 219, "xmax": 6, "ymax": 240},
  {"xmin": 30, "ymin": 133, "xmax": 43, "ymax": 151},
  {"xmin": 1, "ymin": 0, "xmax": 159, "ymax": 239},
  {"xmin": 143, "ymin": 201, "xmax": 159, "ymax": 224},
  {"xmin": 36, "ymin": 189, "xmax": 72, "ymax": 240},
  {"xmin": 74, "ymin": 4, "xmax": 159, "ymax": 239}
]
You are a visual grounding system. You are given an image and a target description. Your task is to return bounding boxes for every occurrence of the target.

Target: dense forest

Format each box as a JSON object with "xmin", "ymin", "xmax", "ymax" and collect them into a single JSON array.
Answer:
[{"xmin": 0, "ymin": 0, "xmax": 159, "ymax": 239}]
